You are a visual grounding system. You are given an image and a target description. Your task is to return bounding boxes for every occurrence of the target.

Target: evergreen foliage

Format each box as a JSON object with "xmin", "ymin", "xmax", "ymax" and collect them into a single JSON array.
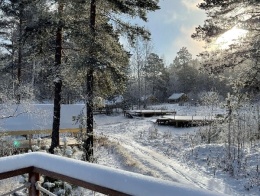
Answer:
[
  {"xmin": 66, "ymin": 0, "xmax": 160, "ymax": 160},
  {"xmin": 144, "ymin": 53, "xmax": 169, "ymax": 101},
  {"xmin": 192, "ymin": 0, "xmax": 260, "ymax": 95}
]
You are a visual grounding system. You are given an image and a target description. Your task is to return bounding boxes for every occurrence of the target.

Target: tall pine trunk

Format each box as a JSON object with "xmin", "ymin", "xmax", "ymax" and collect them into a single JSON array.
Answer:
[
  {"xmin": 16, "ymin": 7, "xmax": 23, "ymax": 104},
  {"xmin": 84, "ymin": 0, "xmax": 96, "ymax": 161},
  {"xmin": 49, "ymin": 1, "xmax": 63, "ymax": 154}
]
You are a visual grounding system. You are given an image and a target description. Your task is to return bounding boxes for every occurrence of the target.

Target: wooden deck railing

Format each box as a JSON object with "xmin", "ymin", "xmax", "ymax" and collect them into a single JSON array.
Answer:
[
  {"xmin": 0, "ymin": 152, "xmax": 222, "ymax": 196},
  {"xmin": 0, "ymin": 166, "xmax": 126, "ymax": 195}
]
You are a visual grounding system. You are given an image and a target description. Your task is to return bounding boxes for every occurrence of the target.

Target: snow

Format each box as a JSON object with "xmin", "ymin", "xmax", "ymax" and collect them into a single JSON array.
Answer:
[
  {"xmin": 158, "ymin": 115, "xmax": 216, "ymax": 120},
  {"xmin": 105, "ymin": 95, "xmax": 123, "ymax": 106},
  {"xmin": 1, "ymin": 104, "xmax": 85, "ymax": 131},
  {"xmin": 0, "ymin": 103, "xmax": 223, "ymax": 131},
  {"xmin": 93, "ymin": 115, "xmax": 237, "ymax": 195},
  {"xmin": 0, "ymin": 152, "xmax": 223, "ymax": 196},
  {"xmin": 0, "ymin": 103, "xmax": 259, "ymax": 195},
  {"xmin": 168, "ymin": 93, "xmax": 186, "ymax": 100}
]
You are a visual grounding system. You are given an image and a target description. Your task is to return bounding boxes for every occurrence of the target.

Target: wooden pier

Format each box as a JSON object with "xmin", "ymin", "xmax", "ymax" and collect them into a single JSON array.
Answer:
[
  {"xmin": 156, "ymin": 115, "xmax": 217, "ymax": 127},
  {"xmin": 125, "ymin": 110, "xmax": 176, "ymax": 118}
]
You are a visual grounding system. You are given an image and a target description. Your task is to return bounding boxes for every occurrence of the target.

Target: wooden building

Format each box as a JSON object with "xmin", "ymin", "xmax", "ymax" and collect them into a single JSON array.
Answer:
[{"xmin": 168, "ymin": 93, "xmax": 188, "ymax": 103}]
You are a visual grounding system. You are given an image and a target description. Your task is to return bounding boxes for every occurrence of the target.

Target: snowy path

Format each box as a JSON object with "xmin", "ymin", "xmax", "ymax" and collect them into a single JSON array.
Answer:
[
  {"xmin": 109, "ymin": 134, "xmax": 235, "ymax": 195},
  {"xmin": 95, "ymin": 116, "xmax": 238, "ymax": 195}
]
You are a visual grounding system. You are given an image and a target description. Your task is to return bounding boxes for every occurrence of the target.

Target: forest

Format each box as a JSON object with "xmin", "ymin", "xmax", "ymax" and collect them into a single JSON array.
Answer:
[{"xmin": 0, "ymin": 0, "xmax": 260, "ymax": 195}]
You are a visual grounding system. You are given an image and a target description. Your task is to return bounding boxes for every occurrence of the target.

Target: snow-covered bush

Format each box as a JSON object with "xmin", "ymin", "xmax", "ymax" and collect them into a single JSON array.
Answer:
[
  {"xmin": 148, "ymin": 125, "xmax": 158, "ymax": 139},
  {"xmin": 0, "ymin": 135, "xmax": 16, "ymax": 156}
]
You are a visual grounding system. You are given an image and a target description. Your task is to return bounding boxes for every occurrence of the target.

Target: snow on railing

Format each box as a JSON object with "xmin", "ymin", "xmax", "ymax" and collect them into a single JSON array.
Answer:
[{"xmin": 0, "ymin": 152, "xmax": 223, "ymax": 196}]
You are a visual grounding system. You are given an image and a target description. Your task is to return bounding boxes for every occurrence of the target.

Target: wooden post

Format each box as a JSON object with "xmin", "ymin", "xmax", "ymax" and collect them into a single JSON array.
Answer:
[
  {"xmin": 29, "ymin": 172, "xmax": 40, "ymax": 196},
  {"xmin": 29, "ymin": 134, "xmax": 32, "ymax": 149}
]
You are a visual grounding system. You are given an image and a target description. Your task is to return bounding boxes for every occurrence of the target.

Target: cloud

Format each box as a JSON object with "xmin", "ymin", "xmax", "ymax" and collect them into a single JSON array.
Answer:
[
  {"xmin": 132, "ymin": 0, "xmax": 207, "ymax": 65},
  {"xmin": 166, "ymin": 25, "xmax": 205, "ymax": 62},
  {"xmin": 181, "ymin": 0, "xmax": 203, "ymax": 11},
  {"xmin": 148, "ymin": 3, "xmax": 185, "ymax": 25},
  {"xmin": 179, "ymin": 25, "xmax": 205, "ymax": 55},
  {"xmin": 163, "ymin": 12, "xmax": 180, "ymax": 24}
]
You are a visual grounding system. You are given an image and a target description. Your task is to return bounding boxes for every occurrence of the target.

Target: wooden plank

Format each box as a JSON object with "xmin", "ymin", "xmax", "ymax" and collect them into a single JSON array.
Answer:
[
  {"xmin": 12, "ymin": 138, "xmax": 79, "ymax": 149},
  {"xmin": 0, "ymin": 128, "xmax": 81, "ymax": 149},
  {"xmin": 29, "ymin": 171, "xmax": 40, "ymax": 196},
  {"xmin": 0, "ymin": 128, "xmax": 80, "ymax": 136},
  {"xmin": 33, "ymin": 167, "xmax": 130, "ymax": 196},
  {"xmin": 157, "ymin": 115, "xmax": 215, "ymax": 121},
  {"xmin": 0, "ymin": 167, "xmax": 33, "ymax": 180},
  {"xmin": 0, "ymin": 166, "xmax": 129, "ymax": 195},
  {"xmin": 125, "ymin": 110, "xmax": 176, "ymax": 117},
  {"xmin": 156, "ymin": 115, "xmax": 217, "ymax": 127}
]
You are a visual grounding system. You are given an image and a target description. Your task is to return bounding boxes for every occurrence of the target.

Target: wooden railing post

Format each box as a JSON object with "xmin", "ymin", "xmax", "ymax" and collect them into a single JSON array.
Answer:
[
  {"xmin": 28, "ymin": 134, "xmax": 32, "ymax": 149},
  {"xmin": 29, "ymin": 171, "xmax": 40, "ymax": 196}
]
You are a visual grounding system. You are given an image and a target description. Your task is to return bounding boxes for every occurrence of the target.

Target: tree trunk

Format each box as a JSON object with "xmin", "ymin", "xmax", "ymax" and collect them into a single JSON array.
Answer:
[
  {"xmin": 17, "ymin": 12, "xmax": 23, "ymax": 104},
  {"xmin": 85, "ymin": 68, "xmax": 94, "ymax": 161},
  {"xmin": 137, "ymin": 61, "xmax": 141, "ymax": 109},
  {"xmin": 227, "ymin": 99, "xmax": 232, "ymax": 159},
  {"xmin": 84, "ymin": 0, "xmax": 96, "ymax": 161},
  {"xmin": 257, "ymin": 105, "xmax": 260, "ymax": 139},
  {"xmin": 49, "ymin": 1, "xmax": 63, "ymax": 154}
]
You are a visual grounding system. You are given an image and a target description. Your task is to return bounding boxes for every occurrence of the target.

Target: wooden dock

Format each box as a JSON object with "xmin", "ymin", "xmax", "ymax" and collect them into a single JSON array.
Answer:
[
  {"xmin": 156, "ymin": 115, "xmax": 218, "ymax": 127},
  {"xmin": 125, "ymin": 110, "xmax": 176, "ymax": 118}
]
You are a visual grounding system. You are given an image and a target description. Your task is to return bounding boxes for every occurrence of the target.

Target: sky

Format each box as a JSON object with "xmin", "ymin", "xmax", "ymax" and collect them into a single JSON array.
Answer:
[{"xmin": 142, "ymin": 0, "xmax": 206, "ymax": 65}]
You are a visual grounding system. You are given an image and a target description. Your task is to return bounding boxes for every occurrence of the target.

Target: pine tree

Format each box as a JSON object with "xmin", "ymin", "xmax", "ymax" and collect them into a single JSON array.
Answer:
[
  {"xmin": 70, "ymin": 0, "xmax": 160, "ymax": 160},
  {"xmin": 0, "ymin": 0, "xmax": 54, "ymax": 102},
  {"xmin": 49, "ymin": 0, "xmax": 64, "ymax": 153},
  {"xmin": 0, "ymin": 0, "xmax": 35, "ymax": 102},
  {"xmin": 143, "ymin": 53, "xmax": 167, "ymax": 101},
  {"xmin": 174, "ymin": 47, "xmax": 192, "ymax": 69},
  {"xmin": 171, "ymin": 48, "xmax": 196, "ymax": 94},
  {"xmin": 0, "ymin": 0, "xmax": 159, "ymax": 159},
  {"xmin": 192, "ymin": 0, "xmax": 260, "ymax": 95}
]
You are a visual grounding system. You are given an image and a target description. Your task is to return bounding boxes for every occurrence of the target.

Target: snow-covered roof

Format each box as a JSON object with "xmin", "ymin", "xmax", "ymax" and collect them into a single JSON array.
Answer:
[
  {"xmin": 168, "ymin": 93, "xmax": 186, "ymax": 100},
  {"xmin": 1, "ymin": 104, "xmax": 86, "ymax": 131},
  {"xmin": 0, "ymin": 152, "xmax": 222, "ymax": 196},
  {"xmin": 105, "ymin": 95, "xmax": 123, "ymax": 106},
  {"xmin": 141, "ymin": 94, "xmax": 153, "ymax": 101}
]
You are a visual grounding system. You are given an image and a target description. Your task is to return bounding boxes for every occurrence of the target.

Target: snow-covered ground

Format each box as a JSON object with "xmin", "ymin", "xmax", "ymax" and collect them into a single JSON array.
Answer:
[
  {"xmin": 0, "ymin": 103, "xmax": 259, "ymax": 195},
  {"xmin": 93, "ymin": 115, "xmax": 236, "ymax": 195}
]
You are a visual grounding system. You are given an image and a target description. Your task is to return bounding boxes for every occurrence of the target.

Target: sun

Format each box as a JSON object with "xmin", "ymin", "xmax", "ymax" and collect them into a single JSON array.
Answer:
[{"xmin": 215, "ymin": 26, "xmax": 247, "ymax": 49}]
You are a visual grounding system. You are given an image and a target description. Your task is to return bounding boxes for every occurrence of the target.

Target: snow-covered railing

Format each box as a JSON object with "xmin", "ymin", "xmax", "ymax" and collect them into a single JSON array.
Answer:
[{"xmin": 0, "ymin": 152, "xmax": 222, "ymax": 196}]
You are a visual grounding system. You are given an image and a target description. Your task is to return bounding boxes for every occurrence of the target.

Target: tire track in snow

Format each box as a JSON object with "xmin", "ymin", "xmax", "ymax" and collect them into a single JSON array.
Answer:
[
  {"xmin": 108, "ymin": 134, "xmax": 207, "ymax": 189},
  {"xmin": 97, "ymin": 120, "xmax": 237, "ymax": 195},
  {"xmin": 97, "ymin": 122, "xmax": 207, "ymax": 188}
]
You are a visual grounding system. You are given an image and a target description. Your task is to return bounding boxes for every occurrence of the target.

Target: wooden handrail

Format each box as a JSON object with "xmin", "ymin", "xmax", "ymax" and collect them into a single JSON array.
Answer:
[
  {"xmin": 0, "ymin": 165, "xmax": 128, "ymax": 195},
  {"xmin": 0, "ymin": 167, "xmax": 33, "ymax": 179},
  {"xmin": 0, "ymin": 152, "xmax": 222, "ymax": 196},
  {"xmin": 33, "ymin": 167, "xmax": 128, "ymax": 195}
]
